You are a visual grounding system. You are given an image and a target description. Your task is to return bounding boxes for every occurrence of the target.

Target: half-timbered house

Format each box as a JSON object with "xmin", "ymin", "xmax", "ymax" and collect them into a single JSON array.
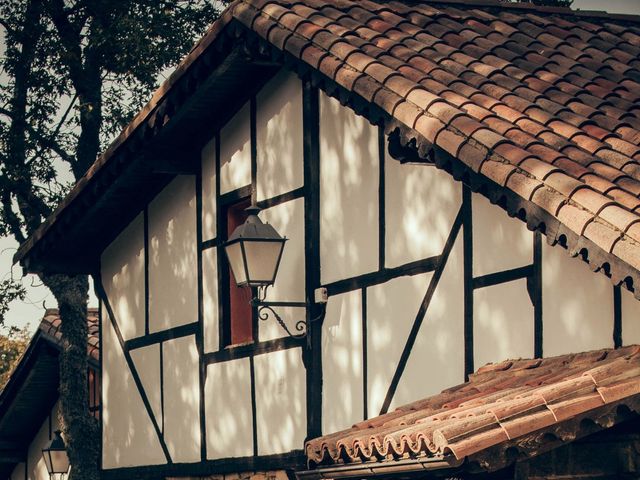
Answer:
[
  {"xmin": 1, "ymin": 309, "xmax": 100, "ymax": 480},
  {"xmin": 13, "ymin": 0, "xmax": 640, "ymax": 478}
]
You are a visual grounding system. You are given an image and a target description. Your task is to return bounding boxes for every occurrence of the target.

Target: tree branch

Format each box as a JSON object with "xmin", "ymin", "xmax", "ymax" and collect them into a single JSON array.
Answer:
[{"xmin": 0, "ymin": 106, "xmax": 75, "ymax": 165}]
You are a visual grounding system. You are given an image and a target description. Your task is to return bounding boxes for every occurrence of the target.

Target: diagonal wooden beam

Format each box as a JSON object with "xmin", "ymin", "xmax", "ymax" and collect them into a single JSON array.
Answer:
[
  {"xmin": 379, "ymin": 206, "xmax": 464, "ymax": 415},
  {"xmin": 93, "ymin": 277, "xmax": 173, "ymax": 464}
]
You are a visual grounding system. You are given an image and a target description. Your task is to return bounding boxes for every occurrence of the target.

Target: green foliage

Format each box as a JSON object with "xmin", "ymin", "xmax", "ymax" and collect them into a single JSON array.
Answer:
[
  {"xmin": 0, "ymin": 324, "xmax": 31, "ymax": 390},
  {"xmin": 0, "ymin": 0, "xmax": 223, "ymax": 244},
  {"xmin": 0, "ymin": 278, "xmax": 26, "ymax": 324}
]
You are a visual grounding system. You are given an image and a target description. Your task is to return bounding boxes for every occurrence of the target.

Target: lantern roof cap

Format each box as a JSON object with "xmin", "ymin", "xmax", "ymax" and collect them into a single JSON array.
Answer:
[{"xmin": 227, "ymin": 206, "xmax": 286, "ymax": 243}]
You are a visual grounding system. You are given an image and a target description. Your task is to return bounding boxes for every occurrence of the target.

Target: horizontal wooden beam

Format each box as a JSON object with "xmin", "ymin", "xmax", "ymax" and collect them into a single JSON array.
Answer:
[
  {"xmin": 125, "ymin": 322, "xmax": 199, "ymax": 351},
  {"xmin": 324, "ymin": 255, "xmax": 441, "ymax": 296},
  {"xmin": 472, "ymin": 265, "xmax": 534, "ymax": 290},
  {"xmin": 203, "ymin": 335, "xmax": 303, "ymax": 365}
]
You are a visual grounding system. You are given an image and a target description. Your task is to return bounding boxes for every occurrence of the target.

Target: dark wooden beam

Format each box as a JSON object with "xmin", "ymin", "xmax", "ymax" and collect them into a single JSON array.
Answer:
[
  {"xmin": 473, "ymin": 265, "xmax": 534, "ymax": 290},
  {"xmin": 379, "ymin": 207, "xmax": 463, "ymax": 415}
]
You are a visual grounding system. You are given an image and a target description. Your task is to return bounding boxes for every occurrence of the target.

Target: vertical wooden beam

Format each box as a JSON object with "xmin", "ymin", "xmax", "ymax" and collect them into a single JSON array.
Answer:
[
  {"xmin": 250, "ymin": 96, "xmax": 259, "ymax": 342},
  {"xmin": 215, "ymin": 132, "xmax": 230, "ymax": 348},
  {"xmin": 614, "ymin": 285, "xmax": 622, "ymax": 348},
  {"xmin": 144, "ymin": 207, "xmax": 150, "ymax": 336},
  {"xmin": 378, "ymin": 126, "xmax": 386, "ymax": 271},
  {"xmin": 362, "ymin": 287, "xmax": 368, "ymax": 421},
  {"xmin": 250, "ymin": 96, "xmax": 258, "ymax": 207},
  {"xmin": 462, "ymin": 186, "xmax": 474, "ymax": 380},
  {"xmin": 195, "ymin": 169, "xmax": 207, "ymax": 460},
  {"xmin": 533, "ymin": 231, "xmax": 543, "ymax": 358},
  {"xmin": 303, "ymin": 80, "xmax": 323, "ymax": 440},
  {"xmin": 160, "ymin": 341, "xmax": 165, "ymax": 435},
  {"xmin": 249, "ymin": 356, "xmax": 258, "ymax": 456},
  {"xmin": 97, "ymin": 282, "xmax": 103, "ymax": 472}
]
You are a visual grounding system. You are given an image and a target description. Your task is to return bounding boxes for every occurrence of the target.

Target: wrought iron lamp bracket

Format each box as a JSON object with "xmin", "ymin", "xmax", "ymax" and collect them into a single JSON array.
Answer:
[{"xmin": 251, "ymin": 286, "xmax": 324, "ymax": 343}]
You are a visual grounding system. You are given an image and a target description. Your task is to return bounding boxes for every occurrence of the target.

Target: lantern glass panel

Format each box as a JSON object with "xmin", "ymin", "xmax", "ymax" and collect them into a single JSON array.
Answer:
[
  {"xmin": 225, "ymin": 242, "xmax": 247, "ymax": 285},
  {"xmin": 43, "ymin": 451, "xmax": 53, "ymax": 474},
  {"xmin": 243, "ymin": 240, "xmax": 284, "ymax": 285},
  {"xmin": 50, "ymin": 450, "xmax": 70, "ymax": 474}
]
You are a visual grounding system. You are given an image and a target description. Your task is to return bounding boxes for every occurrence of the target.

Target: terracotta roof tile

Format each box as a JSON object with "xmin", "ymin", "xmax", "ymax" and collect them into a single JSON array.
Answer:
[
  {"xmin": 306, "ymin": 346, "xmax": 640, "ymax": 470},
  {"xmin": 16, "ymin": 0, "xmax": 640, "ymax": 304},
  {"xmin": 40, "ymin": 308, "xmax": 100, "ymax": 361}
]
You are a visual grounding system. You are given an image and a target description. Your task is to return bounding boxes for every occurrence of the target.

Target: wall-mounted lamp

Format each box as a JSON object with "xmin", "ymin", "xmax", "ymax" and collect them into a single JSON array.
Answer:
[
  {"xmin": 224, "ymin": 206, "xmax": 323, "ymax": 339},
  {"xmin": 42, "ymin": 430, "xmax": 70, "ymax": 480}
]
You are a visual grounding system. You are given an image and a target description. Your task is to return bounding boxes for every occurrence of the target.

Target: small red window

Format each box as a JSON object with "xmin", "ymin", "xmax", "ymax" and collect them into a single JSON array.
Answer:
[{"xmin": 227, "ymin": 200, "xmax": 253, "ymax": 345}]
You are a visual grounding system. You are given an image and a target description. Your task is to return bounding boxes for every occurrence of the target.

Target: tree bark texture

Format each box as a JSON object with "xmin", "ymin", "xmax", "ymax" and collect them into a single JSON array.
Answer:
[{"xmin": 44, "ymin": 274, "xmax": 99, "ymax": 480}]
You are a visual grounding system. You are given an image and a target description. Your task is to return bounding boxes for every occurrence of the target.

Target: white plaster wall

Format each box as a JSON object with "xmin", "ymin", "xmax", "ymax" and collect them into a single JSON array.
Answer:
[
  {"xmin": 367, "ymin": 273, "xmax": 432, "ymax": 416},
  {"xmin": 391, "ymin": 237, "xmax": 465, "ymax": 410},
  {"xmin": 472, "ymin": 194, "xmax": 533, "ymax": 276},
  {"xmin": 622, "ymin": 288, "xmax": 640, "ymax": 345},
  {"xmin": 385, "ymin": 153, "xmax": 461, "ymax": 268},
  {"xmin": 254, "ymin": 348, "xmax": 306, "ymax": 455},
  {"xmin": 205, "ymin": 358, "xmax": 253, "ymax": 459},
  {"xmin": 101, "ymin": 213, "xmax": 145, "ymax": 340},
  {"xmin": 320, "ymin": 93, "xmax": 378, "ymax": 284},
  {"xmin": 322, "ymin": 289, "xmax": 363, "ymax": 432},
  {"xmin": 130, "ymin": 344, "xmax": 161, "ymax": 428},
  {"xmin": 259, "ymin": 198, "xmax": 306, "ymax": 341},
  {"xmin": 26, "ymin": 408, "xmax": 51, "ymax": 480},
  {"xmin": 102, "ymin": 306, "xmax": 165, "ymax": 468},
  {"xmin": 203, "ymin": 247, "xmax": 219, "ymax": 353},
  {"xmin": 148, "ymin": 175, "xmax": 198, "ymax": 333},
  {"xmin": 220, "ymin": 102, "xmax": 251, "ymax": 195},
  {"xmin": 202, "ymin": 136, "xmax": 217, "ymax": 241},
  {"xmin": 9, "ymin": 402, "xmax": 63, "ymax": 480},
  {"xmin": 256, "ymin": 71, "xmax": 304, "ymax": 201},
  {"xmin": 542, "ymin": 242, "xmax": 614, "ymax": 356},
  {"xmin": 163, "ymin": 335, "xmax": 201, "ymax": 463},
  {"xmin": 474, "ymin": 279, "xmax": 534, "ymax": 367}
]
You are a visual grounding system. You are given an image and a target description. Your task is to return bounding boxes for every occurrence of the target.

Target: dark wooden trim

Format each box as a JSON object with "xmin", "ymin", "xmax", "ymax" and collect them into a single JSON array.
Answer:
[
  {"xmin": 215, "ymin": 131, "xmax": 229, "ymax": 348},
  {"xmin": 97, "ymin": 279, "xmax": 104, "ymax": 471},
  {"xmin": 362, "ymin": 288, "xmax": 368, "ymax": 421},
  {"xmin": 203, "ymin": 336, "xmax": 304, "ymax": 364},
  {"xmin": 219, "ymin": 184, "xmax": 253, "ymax": 207},
  {"xmin": 379, "ymin": 207, "xmax": 463, "ymax": 415},
  {"xmin": 378, "ymin": 125, "xmax": 386, "ymax": 271},
  {"xmin": 472, "ymin": 265, "xmax": 534, "ymax": 290},
  {"xmin": 196, "ymin": 168, "xmax": 207, "ymax": 460},
  {"xmin": 614, "ymin": 285, "xmax": 622, "ymax": 348},
  {"xmin": 249, "ymin": 355, "xmax": 258, "ymax": 456},
  {"xmin": 250, "ymin": 96, "xmax": 258, "ymax": 206},
  {"xmin": 144, "ymin": 207, "xmax": 150, "ymax": 336},
  {"xmin": 324, "ymin": 255, "xmax": 441, "ymax": 297},
  {"xmin": 160, "ymin": 341, "xmax": 165, "ymax": 434},
  {"xmin": 124, "ymin": 322, "xmax": 199, "ymax": 351},
  {"xmin": 95, "ymin": 278, "xmax": 172, "ymax": 463},
  {"xmin": 533, "ymin": 231, "xmax": 543, "ymax": 358},
  {"xmin": 256, "ymin": 187, "xmax": 305, "ymax": 211},
  {"xmin": 302, "ymin": 80, "xmax": 323, "ymax": 440},
  {"xmin": 462, "ymin": 186, "xmax": 474, "ymax": 380},
  {"xmin": 202, "ymin": 237, "xmax": 219, "ymax": 251},
  {"xmin": 100, "ymin": 451, "xmax": 306, "ymax": 480}
]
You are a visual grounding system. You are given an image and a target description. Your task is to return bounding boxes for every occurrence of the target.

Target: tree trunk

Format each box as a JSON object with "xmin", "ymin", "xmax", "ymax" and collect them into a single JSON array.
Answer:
[{"xmin": 44, "ymin": 274, "xmax": 99, "ymax": 480}]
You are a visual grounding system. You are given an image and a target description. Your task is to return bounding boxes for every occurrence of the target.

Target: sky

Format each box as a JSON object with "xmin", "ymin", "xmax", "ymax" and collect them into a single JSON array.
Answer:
[{"xmin": 1, "ymin": 0, "xmax": 640, "ymax": 333}]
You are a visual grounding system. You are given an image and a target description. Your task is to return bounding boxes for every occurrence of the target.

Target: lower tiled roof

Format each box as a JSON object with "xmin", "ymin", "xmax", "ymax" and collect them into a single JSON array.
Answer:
[
  {"xmin": 40, "ymin": 308, "xmax": 100, "ymax": 361},
  {"xmin": 305, "ymin": 345, "xmax": 640, "ymax": 472}
]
